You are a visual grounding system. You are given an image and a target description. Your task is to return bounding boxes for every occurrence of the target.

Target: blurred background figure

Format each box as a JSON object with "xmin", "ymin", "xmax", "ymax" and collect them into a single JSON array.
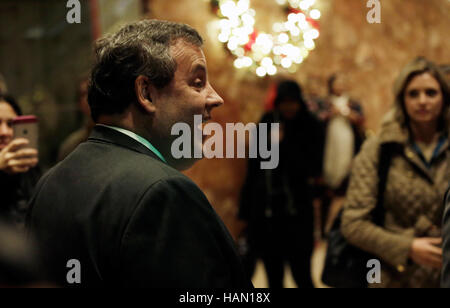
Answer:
[
  {"xmin": 58, "ymin": 77, "xmax": 94, "ymax": 161},
  {"xmin": 321, "ymin": 73, "xmax": 366, "ymax": 235},
  {"xmin": 239, "ymin": 80, "xmax": 324, "ymax": 288},
  {"xmin": 0, "ymin": 95, "xmax": 40, "ymax": 230},
  {"xmin": 304, "ymin": 74, "xmax": 329, "ymax": 122},
  {"xmin": 0, "ymin": 74, "xmax": 45, "ymax": 286},
  {"xmin": 341, "ymin": 57, "xmax": 450, "ymax": 288}
]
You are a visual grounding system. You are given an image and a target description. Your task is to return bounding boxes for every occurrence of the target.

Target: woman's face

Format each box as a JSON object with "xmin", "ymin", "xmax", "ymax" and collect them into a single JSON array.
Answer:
[
  {"xmin": 404, "ymin": 72, "xmax": 443, "ymax": 127},
  {"xmin": 0, "ymin": 101, "xmax": 17, "ymax": 150}
]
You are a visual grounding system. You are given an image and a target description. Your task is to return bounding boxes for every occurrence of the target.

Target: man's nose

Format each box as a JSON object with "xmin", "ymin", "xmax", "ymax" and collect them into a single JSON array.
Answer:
[{"xmin": 206, "ymin": 83, "xmax": 224, "ymax": 109}]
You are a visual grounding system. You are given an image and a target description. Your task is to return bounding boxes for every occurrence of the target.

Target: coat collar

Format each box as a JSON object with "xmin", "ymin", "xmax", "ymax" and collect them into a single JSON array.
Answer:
[
  {"xmin": 379, "ymin": 108, "xmax": 450, "ymax": 149},
  {"xmin": 87, "ymin": 125, "xmax": 161, "ymax": 162},
  {"xmin": 378, "ymin": 109, "xmax": 409, "ymax": 145},
  {"xmin": 378, "ymin": 109, "xmax": 449, "ymax": 182}
]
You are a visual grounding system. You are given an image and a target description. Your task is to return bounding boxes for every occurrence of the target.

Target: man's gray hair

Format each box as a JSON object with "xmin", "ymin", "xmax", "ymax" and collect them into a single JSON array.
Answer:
[{"xmin": 88, "ymin": 19, "xmax": 203, "ymax": 121}]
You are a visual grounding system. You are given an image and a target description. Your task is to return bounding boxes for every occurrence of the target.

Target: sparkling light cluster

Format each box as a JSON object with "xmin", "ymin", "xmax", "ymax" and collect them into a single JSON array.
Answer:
[{"xmin": 215, "ymin": 0, "xmax": 321, "ymax": 76}]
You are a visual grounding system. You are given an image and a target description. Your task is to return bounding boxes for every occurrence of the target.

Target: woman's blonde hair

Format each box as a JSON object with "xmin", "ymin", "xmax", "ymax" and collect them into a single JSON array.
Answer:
[{"xmin": 393, "ymin": 57, "xmax": 450, "ymax": 131}]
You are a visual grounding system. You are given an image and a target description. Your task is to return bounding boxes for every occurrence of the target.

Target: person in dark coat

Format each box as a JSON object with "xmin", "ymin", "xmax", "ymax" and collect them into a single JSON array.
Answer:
[
  {"xmin": 0, "ymin": 95, "xmax": 40, "ymax": 230},
  {"xmin": 239, "ymin": 80, "xmax": 324, "ymax": 288},
  {"xmin": 27, "ymin": 20, "xmax": 252, "ymax": 288}
]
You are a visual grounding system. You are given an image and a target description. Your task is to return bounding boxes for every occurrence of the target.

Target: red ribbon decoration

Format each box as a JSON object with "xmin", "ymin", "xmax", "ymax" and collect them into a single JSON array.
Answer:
[
  {"xmin": 306, "ymin": 17, "xmax": 320, "ymax": 30},
  {"xmin": 244, "ymin": 29, "xmax": 258, "ymax": 52},
  {"xmin": 288, "ymin": 8, "xmax": 320, "ymax": 30},
  {"xmin": 288, "ymin": 8, "xmax": 304, "ymax": 14}
]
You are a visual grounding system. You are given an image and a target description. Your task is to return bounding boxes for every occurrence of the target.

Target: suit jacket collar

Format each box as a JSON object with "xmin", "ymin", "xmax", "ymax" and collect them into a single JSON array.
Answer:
[{"xmin": 88, "ymin": 125, "xmax": 162, "ymax": 162}]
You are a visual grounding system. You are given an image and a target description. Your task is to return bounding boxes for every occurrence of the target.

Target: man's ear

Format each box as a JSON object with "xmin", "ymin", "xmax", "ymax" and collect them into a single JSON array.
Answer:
[{"xmin": 135, "ymin": 75, "xmax": 156, "ymax": 113}]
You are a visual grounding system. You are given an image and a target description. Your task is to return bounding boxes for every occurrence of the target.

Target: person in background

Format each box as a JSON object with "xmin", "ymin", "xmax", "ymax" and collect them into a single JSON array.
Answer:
[
  {"xmin": 58, "ymin": 78, "xmax": 94, "ymax": 161},
  {"xmin": 239, "ymin": 80, "xmax": 324, "ymax": 288},
  {"xmin": 0, "ymin": 95, "xmax": 40, "ymax": 229},
  {"xmin": 304, "ymin": 74, "xmax": 329, "ymax": 122},
  {"xmin": 327, "ymin": 74, "xmax": 365, "ymax": 130},
  {"xmin": 303, "ymin": 75, "xmax": 331, "ymax": 238},
  {"xmin": 321, "ymin": 73, "xmax": 366, "ymax": 234},
  {"xmin": 342, "ymin": 57, "xmax": 450, "ymax": 288}
]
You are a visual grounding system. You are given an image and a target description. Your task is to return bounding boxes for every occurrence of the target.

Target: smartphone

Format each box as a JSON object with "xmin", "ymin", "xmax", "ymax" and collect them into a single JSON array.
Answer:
[{"xmin": 12, "ymin": 115, "xmax": 39, "ymax": 150}]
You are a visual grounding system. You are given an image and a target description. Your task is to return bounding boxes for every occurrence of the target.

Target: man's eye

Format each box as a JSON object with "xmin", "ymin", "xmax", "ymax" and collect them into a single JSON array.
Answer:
[
  {"xmin": 7, "ymin": 120, "xmax": 13, "ymax": 128},
  {"xmin": 194, "ymin": 80, "xmax": 204, "ymax": 88}
]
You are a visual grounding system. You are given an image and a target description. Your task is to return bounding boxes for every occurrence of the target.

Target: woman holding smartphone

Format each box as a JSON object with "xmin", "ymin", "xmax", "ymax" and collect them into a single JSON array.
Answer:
[{"xmin": 0, "ymin": 95, "xmax": 40, "ymax": 229}]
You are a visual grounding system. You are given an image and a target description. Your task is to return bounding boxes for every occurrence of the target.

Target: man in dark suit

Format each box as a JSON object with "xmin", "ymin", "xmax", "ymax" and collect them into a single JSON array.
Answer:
[{"xmin": 27, "ymin": 20, "xmax": 252, "ymax": 288}]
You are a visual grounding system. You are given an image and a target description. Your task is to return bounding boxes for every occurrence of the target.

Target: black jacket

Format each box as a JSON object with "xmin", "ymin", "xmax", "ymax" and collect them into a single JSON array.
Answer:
[
  {"xmin": 238, "ymin": 111, "xmax": 324, "ymax": 250},
  {"xmin": 27, "ymin": 125, "xmax": 251, "ymax": 288},
  {"xmin": 0, "ymin": 167, "xmax": 40, "ymax": 229}
]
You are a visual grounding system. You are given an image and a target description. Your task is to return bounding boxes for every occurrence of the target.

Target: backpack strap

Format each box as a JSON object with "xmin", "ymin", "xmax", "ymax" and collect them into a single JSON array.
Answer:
[
  {"xmin": 330, "ymin": 142, "xmax": 397, "ymax": 231},
  {"xmin": 372, "ymin": 143, "xmax": 396, "ymax": 226}
]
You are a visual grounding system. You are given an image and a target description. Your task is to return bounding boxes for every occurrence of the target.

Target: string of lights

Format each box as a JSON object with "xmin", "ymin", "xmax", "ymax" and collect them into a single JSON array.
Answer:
[{"xmin": 211, "ymin": 0, "xmax": 321, "ymax": 77}]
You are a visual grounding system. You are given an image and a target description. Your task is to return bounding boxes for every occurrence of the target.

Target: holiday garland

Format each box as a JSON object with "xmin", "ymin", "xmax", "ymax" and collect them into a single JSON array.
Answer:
[{"xmin": 211, "ymin": 0, "xmax": 321, "ymax": 76}]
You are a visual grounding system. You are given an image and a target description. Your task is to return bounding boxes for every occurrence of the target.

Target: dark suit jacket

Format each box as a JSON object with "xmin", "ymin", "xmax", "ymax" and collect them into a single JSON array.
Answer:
[
  {"xmin": 27, "ymin": 126, "xmax": 252, "ymax": 288},
  {"xmin": 443, "ymin": 191, "xmax": 450, "ymax": 288}
]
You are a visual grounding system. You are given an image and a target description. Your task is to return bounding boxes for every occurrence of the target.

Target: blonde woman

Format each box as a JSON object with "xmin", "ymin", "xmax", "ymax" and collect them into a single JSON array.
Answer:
[{"xmin": 342, "ymin": 57, "xmax": 450, "ymax": 288}]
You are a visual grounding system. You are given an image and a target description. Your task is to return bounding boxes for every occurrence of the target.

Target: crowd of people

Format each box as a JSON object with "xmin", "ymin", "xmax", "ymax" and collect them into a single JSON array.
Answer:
[
  {"xmin": 0, "ymin": 19, "xmax": 449, "ymax": 288},
  {"xmin": 238, "ymin": 57, "xmax": 450, "ymax": 288}
]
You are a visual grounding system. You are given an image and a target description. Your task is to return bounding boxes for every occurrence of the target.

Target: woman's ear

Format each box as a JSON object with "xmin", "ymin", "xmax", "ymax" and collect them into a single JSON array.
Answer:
[{"xmin": 135, "ymin": 75, "xmax": 156, "ymax": 113}]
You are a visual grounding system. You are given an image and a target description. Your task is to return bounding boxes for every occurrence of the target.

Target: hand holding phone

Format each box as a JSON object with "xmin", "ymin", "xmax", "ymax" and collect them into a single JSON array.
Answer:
[
  {"xmin": 13, "ymin": 116, "xmax": 39, "ymax": 150},
  {"xmin": 0, "ymin": 139, "xmax": 38, "ymax": 174},
  {"xmin": 0, "ymin": 116, "xmax": 39, "ymax": 174}
]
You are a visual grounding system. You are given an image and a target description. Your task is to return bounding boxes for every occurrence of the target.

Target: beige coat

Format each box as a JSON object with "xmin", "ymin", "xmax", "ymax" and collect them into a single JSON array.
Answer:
[
  {"xmin": 341, "ymin": 113, "xmax": 449, "ymax": 287},
  {"xmin": 341, "ymin": 58, "xmax": 450, "ymax": 288}
]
